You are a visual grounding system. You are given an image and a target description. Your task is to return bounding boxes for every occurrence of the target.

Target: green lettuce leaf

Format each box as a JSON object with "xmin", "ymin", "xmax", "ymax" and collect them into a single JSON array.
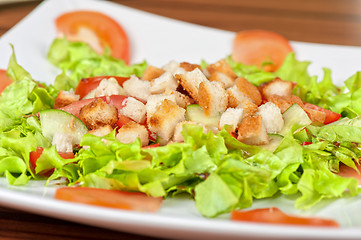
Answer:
[{"xmin": 47, "ymin": 38, "xmax": 147, "ymax": 88}]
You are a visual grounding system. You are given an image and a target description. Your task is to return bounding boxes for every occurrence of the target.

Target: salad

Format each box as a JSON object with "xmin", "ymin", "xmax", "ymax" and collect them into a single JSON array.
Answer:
[{"xmin": 1, "ymin": 10, "xmax": 361, "ymax": 227}]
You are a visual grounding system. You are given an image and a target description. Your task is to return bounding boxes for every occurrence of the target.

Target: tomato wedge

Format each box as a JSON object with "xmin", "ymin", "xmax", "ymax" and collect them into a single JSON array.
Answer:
[
  {"xmin": 55, "ymin": 187, "xmax": 163, "ymax": 212},
  {"xmin": 232, "ymin": 30, "xmax": 293, "ymax": 72},
  {"xmin": 231, "ymin": 207, "xmax": 339, "ymax": 227},
  {"xmin": 75, "ymin": 76, "xmax": 129, "ymax": 99},
  {"xmin": 30, "ymin": 147, "xmax": 75, "ymax": 176},
  {"xmin": 0, "ymin": 69, "xmax": 12, "ymax": 94},
  {"xmin": 56, "ymin": 11, "xmax": 130, "ymax": 63},
  {"xmin": 304, "ymin": 103, "xmax": 341, "ymax": 125}
]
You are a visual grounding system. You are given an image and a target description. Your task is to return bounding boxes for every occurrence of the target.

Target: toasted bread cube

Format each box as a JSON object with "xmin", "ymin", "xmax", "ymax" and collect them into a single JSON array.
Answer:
[
  {"xmin": 206, "ymin": 59, "xmax": 237, "ymax": 78},
  {"xmin": 164, "ymin": 89, "xmax": 194, "ymax": 108},
  {"xmin": 235, "ymin": 77, "xmax": 262, "ymax": 106},
  {"xmin": 146, "ymin": 94, "xmax": 177, "ymax": 116},
  {"xmin": 87, "ymin": 125, "xmax": 114, "ymax": 137},
  {"xmin": 94, "ymin": 77, "xmax": 124, "ymax": 97},
  {"xmin": 142, "ymin": 65, "xmax": 165, "ymax": 81},
  {"xmin": 147, "ymin": 99, "xmax": 185, "ymax": 141},
  {"xmin": 52, "ymin": 132, "xmax": 73, "ymax": 152},
  {"xmin": 54, "ymin": 90, "xmax": 80, "ymax": 108},
  {"xmin": 116, "ymin": 121, "xmax": 149, "ymax": 146},
  {"xmin": 79, "ymin": 98, "xmax": 118, "ymax": 130},
  {"xmin": 304, "ymin": 108, "xmax": 326, "ymax": 123},
  {"xmin": 267, "ymin": 94, "xmax": 304, "ymax": 113},
  {"xmin": 173, "ymin": 121, "xmax": 207, "ymax": 143},
  {"xmin": 123, "ymin": 75, "xmax": 151, "ymax": 101},
  {"xmin": 120, "ymin": 97, "xmax": 146, "ymax": 124},
  {"xmin": 259, "ymin": 78, "xmax": 294, "ymax": 100},
  {"xmin": 149, "ymin": 72, "xmax": 179, "ymax": 94},
  {"xmin": 175, "ymin": 68, "xmax": 208, "ymax": 102},
  {"xmin": 219, "ymin": 108, "xmax": 244, "ymax": 131},
  {"xmin": 227, "ymin": 85, "xmax": 253, "ymax": 108},
  {"xmin": 209, "ymin": 72, "xmax": 234, "ymax": 89},
  {"xmin": 237, "ymin": 115, "xmax": 269, "ymax": 145},
  {"xmin": 256, "ymin": 102, "xmax": 284, "ymax": 133},
  {"xmin": 162, "ymin": 60, "xmax": 180, "ymax": 73},
  {"xmin": 179, "ymin": 62, "xmax": 201, "ymax": 72},
  {"xmin": 236, "ymin": 98, "xmax": 259, "ymax": 117},
  {"xmin": 198, "ymin": 81, "xmax": 227, "ymax": 116}
]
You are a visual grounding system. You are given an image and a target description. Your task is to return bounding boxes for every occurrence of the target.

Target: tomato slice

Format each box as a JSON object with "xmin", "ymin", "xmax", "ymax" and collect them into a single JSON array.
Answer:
[
  {"xmin": 30, "ymin": 147, "xmax": 75, "ymax": 176},
  {"xmin": 231, "ymin": 207, "xmax": 339, "ymax": 227},
  {"xmin": 304, "ymin": 103, "xmax": 341, "ymax": 125},
  {"xmin": 55, "ymin": 187, "xmax": 163, "ymax": 212},
  {"xmin": 232, "ymin": 30, "xmax": 293, "ymax": 72},
  {"xmin": 106, "ymin": 95, "xmax": 128, "ymax": 111},
  {"xmin": 0, "ymin": 69, "xmax": 12, "ymax": 94},
  {"xmin": 56, "ymin": 11, "xmax": 130, "ymax": 63},
  {"xmin": 142, "ymin": 143, "xmax": 160, "ymax": 149},
  {"xmin": 59, "ymin": 95, "xmax": 127, "ymax": 118},
  {"xmin": 75, "ymin": 76, "xmax": 129, "ymax": 99},
  {"xmin": 116, "ymin": 114, "xmax": 133, "ymax": 128},
  {"xmin": 337, "ymin": 163, "xmax": 361, "ymax": 185}
]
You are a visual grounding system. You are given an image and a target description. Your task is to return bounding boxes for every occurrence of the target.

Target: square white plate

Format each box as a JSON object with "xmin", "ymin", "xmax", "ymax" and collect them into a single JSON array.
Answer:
[{"xmin": 1, "ymin": 0, "xmax": 361, "ymax": 239}]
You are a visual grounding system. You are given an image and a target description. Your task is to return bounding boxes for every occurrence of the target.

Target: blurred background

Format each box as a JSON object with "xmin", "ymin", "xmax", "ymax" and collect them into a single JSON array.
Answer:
[{"xmin": 1, "ymin": 0, "xmax": 361, "ymax": 46}]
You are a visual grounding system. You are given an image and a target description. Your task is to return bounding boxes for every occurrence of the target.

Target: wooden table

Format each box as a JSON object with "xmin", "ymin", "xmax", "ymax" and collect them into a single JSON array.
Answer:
[{"xmin": 0, "ymin": 0, "xmax": 361, "ymax": 239}]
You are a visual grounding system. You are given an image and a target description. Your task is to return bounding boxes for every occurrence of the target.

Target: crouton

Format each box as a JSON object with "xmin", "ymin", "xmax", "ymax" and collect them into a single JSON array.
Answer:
[
  {"xmin": 123, "ymin": 75, "xmax": 151, "ymax": 101},
  {"xmin": 162, "ymin": 60, "xmax": 180, "ymax": 73},
  {"xmin": 179, "ymin": 62, "xmax": 201, "ymax": 72},
  {"xmin": 142, "ymin": 65, "xmax": 165, "ymax": 81},
  {"xmin": 164, "ymin": 89, "xmax": 194, "ymax": 108},
  {"xmin": 147, "ymin": 99, "xmax": 185, "ymax": 141},
  {"xmin": 120, "ymin": 97, "xmax": 146, "ymax": 124},
  {"xmin": 173, "ymin": 121, "xmax": 207, "ymax": 143},
  {"xmin": 227, "ymin": 85, "xmax": 256, "ymax": 109},
  {"xmin": 198, "ymin": 81, "xmax": 227, "ymax": 116},
  {"xmin": 267, "ymin": 94, "xmax": 304, "ymax": 113},
  {"xmin": 237, "ymin": 115, "xmax": 269, "ymax": 145},
  {"xmin": 206, "ymin": 59, "xmax": 237, "ymax": 79},
  {"xmin": 93, "ymin": 77, "xmax": 124, "ymax": 98},
  {"xmin": 259, "ymin": 77, "xmax": 295, "ymax": 100},
  {"xmin": 87, "ymin": 125, "xmax": 114, "ymax": 137},
  {"xmin": 304, "ymin": 108, "xmax": 326, "ymax": 123},
  {"xmin": 149, "ymin": 72, "xmax": 179, "ymax": 94},
  {"xmin": 79, "ymin": 98, "xmax": 118, "ymax": 130},
  {"xmin": 209, "ymin": 72, "xmax": 235, "ymax": 89},
  {"xmin": 175, "ymin": 68, "xmax": 208, "ymax": 102},
  {"xmin": 219, "ymin": 108, "xmax": 244, "ymax": 132},
  {"xmin": 236, "ymin": 98, "xmax": 259, "ymax": 117},
  {"xmin": 235, "ymin": 77, "xmax": 262, "ymax": 106},
  {"xmin": 54, "ymin": 90, "xmax": 80, "ymax": 108},
  {"xmin": 256, "ymin": 102, "xmax": 284, "ymax": 133},
  {"xmin": 52, "ymin": 132, "xmax": 73, "ymax": 152},
  {"xmin": 146, "ymin": 94, "xmax": 177, "ymax": 116},
  {"xmin": 116, "ymin": 121, "xmax": 149, "ymax": 146}
]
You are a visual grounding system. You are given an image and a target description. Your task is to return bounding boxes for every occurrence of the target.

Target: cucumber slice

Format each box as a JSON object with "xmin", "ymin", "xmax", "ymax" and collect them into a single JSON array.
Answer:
[
  {"xmin": 280, "ymin": 103, "xmax": 312, "ymax": 136},
  {"xmin": 39, "ymin": 109, "xmax": 88, "ymax": 145},
  {"xmin": 262, "ymin": 134, "xmax": 283, "ymax": 152},
  {"xmin": 185, "ymin": 104, "xmax": 220, "ymax": 128}
]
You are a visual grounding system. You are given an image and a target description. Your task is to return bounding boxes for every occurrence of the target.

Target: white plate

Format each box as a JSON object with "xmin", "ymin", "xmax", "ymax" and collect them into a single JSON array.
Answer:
[{"xmin": 1, "ymin": 0, "xmax": 361, "ymax": 239}]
